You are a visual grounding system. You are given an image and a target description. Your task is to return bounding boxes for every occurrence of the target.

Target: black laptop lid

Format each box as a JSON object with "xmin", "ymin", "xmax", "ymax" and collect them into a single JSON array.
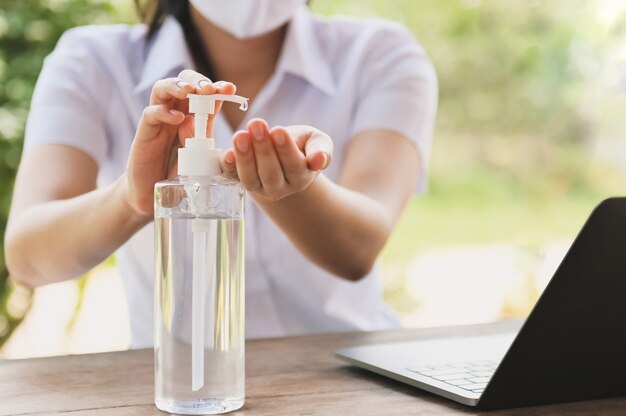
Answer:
[{"xmin": 478, "ymin": 197, "xmax": 626, "ymax": 409}]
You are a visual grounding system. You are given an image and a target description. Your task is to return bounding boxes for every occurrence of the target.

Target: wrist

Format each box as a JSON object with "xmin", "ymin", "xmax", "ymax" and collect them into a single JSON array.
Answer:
[
  {"xmin": 252, "ymin": 173, "xmax": 330, "ymax": 210},
  {"xmin": 112, "ymin": 174, "xmax": 153, "ymax": 227}
]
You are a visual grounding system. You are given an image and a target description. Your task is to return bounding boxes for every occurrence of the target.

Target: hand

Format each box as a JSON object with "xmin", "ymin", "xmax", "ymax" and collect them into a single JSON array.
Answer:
[
  {"xmin": 220, "ymin": 119, "xmax": 333, "ymax": 202},
  {"xmin": 124, "ymin": 70, "xmax": 236, "ymax": 216}
]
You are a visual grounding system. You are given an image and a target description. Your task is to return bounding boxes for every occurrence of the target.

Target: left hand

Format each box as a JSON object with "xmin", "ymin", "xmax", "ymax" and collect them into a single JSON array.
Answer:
[{"xmin": 220, "ymin": 119, "xmax": 333, "ymax": 202}]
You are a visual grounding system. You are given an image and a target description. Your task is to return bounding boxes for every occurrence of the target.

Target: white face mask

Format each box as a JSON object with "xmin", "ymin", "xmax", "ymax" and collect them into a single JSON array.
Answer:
[{"xmin": 189, "ymin": 0, "xmax": 307, "ymax": 40}]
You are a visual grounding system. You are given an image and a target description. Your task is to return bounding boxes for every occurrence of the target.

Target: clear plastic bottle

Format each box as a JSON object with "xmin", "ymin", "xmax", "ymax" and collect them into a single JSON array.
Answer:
[{"xmin": 154, "ymin": 93, "xmax": 248, "ymax": 415}]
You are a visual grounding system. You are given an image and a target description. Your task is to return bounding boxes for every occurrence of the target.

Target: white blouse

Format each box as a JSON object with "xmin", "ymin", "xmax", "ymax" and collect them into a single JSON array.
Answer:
[{"xmin": 24, "ymin": 6, "xmax": 437, "ymax": 347}]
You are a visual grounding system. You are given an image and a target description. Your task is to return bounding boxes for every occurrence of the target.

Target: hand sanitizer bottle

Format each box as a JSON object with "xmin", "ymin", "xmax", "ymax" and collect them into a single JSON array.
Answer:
[{"xmin": 154, "ymin": 93, "xmax": 248, "ymax": 415}]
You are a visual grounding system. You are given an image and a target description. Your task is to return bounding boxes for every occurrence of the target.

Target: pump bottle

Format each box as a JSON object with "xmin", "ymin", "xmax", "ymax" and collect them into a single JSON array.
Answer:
[{"xmin": 154, "ymin": 93, "xmax": 248, "ymax": 415}]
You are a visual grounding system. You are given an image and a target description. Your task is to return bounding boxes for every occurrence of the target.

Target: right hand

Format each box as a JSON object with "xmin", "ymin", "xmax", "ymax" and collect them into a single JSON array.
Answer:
[{"xmin": 123, "ymin": 70, "xmax": 236, "ymax": 217}]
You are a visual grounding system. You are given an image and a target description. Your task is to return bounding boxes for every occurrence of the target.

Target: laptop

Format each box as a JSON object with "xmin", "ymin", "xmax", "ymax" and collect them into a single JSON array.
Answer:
[{"xmin": 336, "ymin": 197, "xmax": 626, "ymax": 410}]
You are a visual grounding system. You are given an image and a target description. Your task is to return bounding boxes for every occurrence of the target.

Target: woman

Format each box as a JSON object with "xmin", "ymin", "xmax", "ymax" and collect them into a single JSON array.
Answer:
[{"xmin": 5, "ymin": 0, "xmax": 437, "ymax": 347}]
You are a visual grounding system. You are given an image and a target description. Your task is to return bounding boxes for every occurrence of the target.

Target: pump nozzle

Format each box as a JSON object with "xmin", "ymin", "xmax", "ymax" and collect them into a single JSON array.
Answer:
[
  {"xmin": 189, "ymin": 93, "xmax": 249, "ymax": 115},
  {"xmin": 179, "ymin": 93, "xmax": 249, "ymax": 177}
]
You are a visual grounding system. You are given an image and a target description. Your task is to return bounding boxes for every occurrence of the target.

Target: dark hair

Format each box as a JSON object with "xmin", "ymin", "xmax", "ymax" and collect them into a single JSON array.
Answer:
[{"xmin": 135, "ymin": 0, "xmax": 214, "ymax": 78}]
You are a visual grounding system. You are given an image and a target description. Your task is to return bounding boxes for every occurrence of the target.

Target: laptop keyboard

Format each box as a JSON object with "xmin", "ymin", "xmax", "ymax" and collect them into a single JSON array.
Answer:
[{"xmin": 406, "ymin": 360, "xmax": 498, "ymax": 394}]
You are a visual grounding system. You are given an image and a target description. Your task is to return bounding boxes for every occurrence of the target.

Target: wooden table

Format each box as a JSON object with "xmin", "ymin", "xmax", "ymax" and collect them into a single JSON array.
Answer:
[{"xmin": 2, "ymin": 320, "xmax": 625, "ymax": 415}]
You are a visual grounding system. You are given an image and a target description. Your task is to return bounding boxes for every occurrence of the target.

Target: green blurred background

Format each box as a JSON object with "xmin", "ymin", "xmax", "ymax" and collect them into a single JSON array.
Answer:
[{"xmin": 1, "ymin": 0, "xmax": 626, "ymax": 353}]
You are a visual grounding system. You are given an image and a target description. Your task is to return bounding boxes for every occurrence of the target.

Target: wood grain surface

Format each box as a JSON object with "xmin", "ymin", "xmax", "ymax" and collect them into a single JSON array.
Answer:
[{"xmin": 1, "ymin": 320, "xmax": 624, "ymax": 415}]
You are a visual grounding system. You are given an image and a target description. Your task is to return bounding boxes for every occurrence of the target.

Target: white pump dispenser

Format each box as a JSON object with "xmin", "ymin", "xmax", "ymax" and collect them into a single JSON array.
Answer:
[
  {"xmin": 178, "ymin": 93, "xmax": 249, "ymax": 177},
  {"xmin": 154, "ymin": 91, "xmax": 248, "ymax": 413},
  {"xmin": 177, "ymin": 92, "xmax": 248, "ymax": 393}
]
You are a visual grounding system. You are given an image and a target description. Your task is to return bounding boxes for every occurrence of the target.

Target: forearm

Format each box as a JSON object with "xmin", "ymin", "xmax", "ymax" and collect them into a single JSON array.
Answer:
[
  {"xmin": 252, "ymin": 174, "xmax": 393, "ymax": 281},
  {"xmin": 5, "ymin": 175, "xmax": 150, "ymax": 288}
]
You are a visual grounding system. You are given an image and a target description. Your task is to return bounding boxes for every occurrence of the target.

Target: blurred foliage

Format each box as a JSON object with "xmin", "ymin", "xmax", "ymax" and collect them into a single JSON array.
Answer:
[
  {"xmin": 311, "ymin": 0, "xmax": 626, "ymax": 243},
  {"xmin": 314, "ymin": 0, "xmax": 620, "ymax": 194},
  {"xmin": 0, "ymin": 0, "xmax": 127, "ymax": 347},
  {"xmin": 2, "ymin": 0, "xmax": 626, "ymax": 346},
  {"xmin": 312, "ymin": 0, "xmax": 626, "ymax": 315}
]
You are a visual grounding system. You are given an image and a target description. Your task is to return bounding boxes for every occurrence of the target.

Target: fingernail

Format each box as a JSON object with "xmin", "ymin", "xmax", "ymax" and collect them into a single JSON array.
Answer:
[
  {"xmin": 273, "ymin": 130, "xmax": 285, "ymax": 146},
  {"xmin": 198, "ymin": 79, "xmax": 212, "ymax": 89},
  {"xmin": 251, "ymin": 123, "xmax": 264, "ymax": 141},
  {"xmin": 169, "ymin": 109, "xmax": 181, "ymax": 116},
  {"xmin": 225, "ymin": 152, "xmax": 235, "ymax": 164},
  {"xmin": 322, "ymin": 152, "xmax": 329, "ymax": 168},
  {"xmin": 235, "ymin": 136, "xmax": 249, "ymax": 153},
  {"xmin": 214, "ymin": 80, "xmax": 227, "ymax": 87},
  {"xmin": 176, "ymin": 81, "xmax": 192, "ymax": 89}
]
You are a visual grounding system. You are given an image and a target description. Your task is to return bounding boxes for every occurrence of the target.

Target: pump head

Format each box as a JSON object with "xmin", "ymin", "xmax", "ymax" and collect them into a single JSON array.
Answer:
[
  {"xmin": 178, "ymin": 93, "xmax": 249, "ymax": 177},
  {"xmin": 188, "ymin": 93, "xmax": 248, "ymax": 116}
]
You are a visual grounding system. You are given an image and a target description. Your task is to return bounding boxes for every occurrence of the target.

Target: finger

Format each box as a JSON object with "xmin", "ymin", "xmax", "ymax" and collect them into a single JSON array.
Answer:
[
  {"xmin": 213, "ymin": 80, "xmax": 237, "ymax": 95},
  {"xmin": 270, "ymin": 126, "xmax": 307, "ymax": 185},
  {"xmin": 141, "ymin": 104, "xmax": 185, "ymax": 128},
  {"xmin": 220, "ymin": 149, "xmax": 239, "ymax": 180},
  {"xmin": 303, "ymin": 130, "xmax": 333, "ymax": 171},
  {"xmin": 248, "ymin": 119, "xmax": 285, "ymax": 191},
  {"xmin": 307, "ymin": 151, "xmax": 329, "ymax": 172},
  {"xmin": 150, "ymin": 77, "xmax": 194, "ymax": 105},
  {"xmin": 178, "ymin": 114, "xmax": 195, "ymax": 146},
  {"xmin": 178, "ymin": 69, "xmax": 213, "ymax": 91},
  {"xmin": 232, "ymin": 130, "xmax": 262, "ymax": 192}
]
